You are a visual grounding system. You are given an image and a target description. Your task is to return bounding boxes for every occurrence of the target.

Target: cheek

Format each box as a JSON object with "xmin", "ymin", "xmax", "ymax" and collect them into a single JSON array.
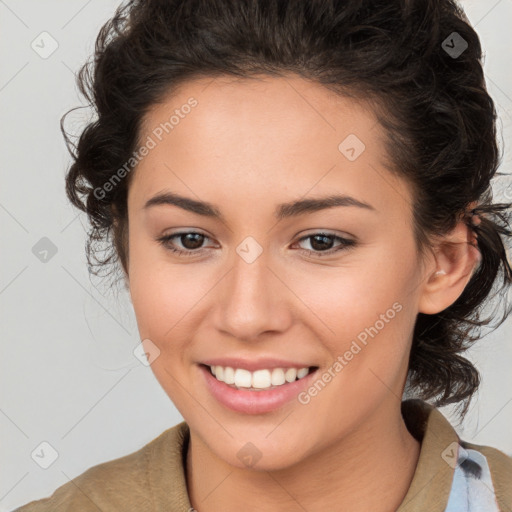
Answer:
[
  {"xmin": 128, "ymin": 250, "xmax": 200, "ymax": 406},
  {"xmin": 295, "ymin": 262, "xmax": 401, "ymax": 331},
  {"xmin": 128, "ymin": 232, "xmax": 181, "ymax": 340},
  {"xmin": 291, "ymin": 250, "xmax": 415, "ymax": 369},
  {"xmin": 130, "ymin": 267, "xmax": 197, "ymax": 342},
  {"xmin": 128, "ymin": 236, "xmax": 213, "ymax": 354}
]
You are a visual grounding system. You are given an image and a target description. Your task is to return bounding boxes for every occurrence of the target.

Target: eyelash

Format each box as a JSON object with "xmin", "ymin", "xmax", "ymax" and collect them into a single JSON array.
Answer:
[{"xmin": 156, "ymin": 231, "xmax": 356, "ymax": 258}]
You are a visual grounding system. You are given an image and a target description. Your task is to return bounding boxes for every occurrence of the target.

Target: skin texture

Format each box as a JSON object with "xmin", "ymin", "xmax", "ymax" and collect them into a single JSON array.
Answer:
[{"xmin": 125, "ymin": 74, "xmax": 480, "ymax": 512}]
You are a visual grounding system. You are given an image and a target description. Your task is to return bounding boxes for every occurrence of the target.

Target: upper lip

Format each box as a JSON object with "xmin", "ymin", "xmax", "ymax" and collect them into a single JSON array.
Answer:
[{"xmin": 200, "ymin": 357, "xmax": 318, "ymax": 372}]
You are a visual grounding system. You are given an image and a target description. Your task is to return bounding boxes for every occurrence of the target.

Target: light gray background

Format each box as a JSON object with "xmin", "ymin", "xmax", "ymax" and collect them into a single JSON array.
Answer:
[{"xmin": 1, "ymin": 1, "xmax": 511, "ymax": 510}]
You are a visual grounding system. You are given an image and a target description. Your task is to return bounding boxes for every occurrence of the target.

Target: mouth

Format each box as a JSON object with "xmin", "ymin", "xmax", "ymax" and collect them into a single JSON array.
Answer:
[
  {"xmin": 201, "ymin": 363, "xmax": 319, "ymax": 391},
  {"xmin": 198, "ymin": 363, "xmax": 320, "ymax": 414}
]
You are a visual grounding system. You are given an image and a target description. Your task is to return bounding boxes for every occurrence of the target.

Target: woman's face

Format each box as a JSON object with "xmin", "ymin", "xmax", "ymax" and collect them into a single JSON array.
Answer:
[{"xmin": 126, "ymin": 74, "xmax": 431, "ymax": 470}]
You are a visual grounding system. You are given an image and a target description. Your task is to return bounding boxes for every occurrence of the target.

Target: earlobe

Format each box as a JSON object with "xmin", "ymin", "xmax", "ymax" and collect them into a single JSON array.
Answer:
[{"xmin": 418, "ymin": 221, "xmax": 481, "ymax": 315}]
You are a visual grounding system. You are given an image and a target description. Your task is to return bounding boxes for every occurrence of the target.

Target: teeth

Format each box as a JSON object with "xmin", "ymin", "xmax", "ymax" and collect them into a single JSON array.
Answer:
[
  {"xmin": 285, "ymin": 368, "xmax": 297, "ymax": 382},
  {"xmin": 252, "ymin": 369, "xmax": 271, "ymax": 388},
  {"xmin": 209, "ymin": 365, "xmax": 312, "ymax": 390},
  {"xmin": 271, "ymin": 368, "xmax": 285, "ymax": 386},
  {"xmin": 234, "ymin": 368, "xmax": 252, "ymax": 388},
  {"xmin": 223, "ymin": 366, "xmax": 235, "ymax": 384},
  {"xmin": 297, "ymin": 367, "xmax": 309, "ymax": 379}
]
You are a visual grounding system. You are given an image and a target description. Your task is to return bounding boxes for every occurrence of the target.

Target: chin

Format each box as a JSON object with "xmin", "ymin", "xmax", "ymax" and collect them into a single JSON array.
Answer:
[{"xmin": 198, "ymin": 426, "xmax": 309, "ymax": 472}]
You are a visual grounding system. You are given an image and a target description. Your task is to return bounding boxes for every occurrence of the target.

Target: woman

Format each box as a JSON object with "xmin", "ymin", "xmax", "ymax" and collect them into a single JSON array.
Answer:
[{"xmin": 15, "ymin": 0, "xmax": 512, "ymax": 510}]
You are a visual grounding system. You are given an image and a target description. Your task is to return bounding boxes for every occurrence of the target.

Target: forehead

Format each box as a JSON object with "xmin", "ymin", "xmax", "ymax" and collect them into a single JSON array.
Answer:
[
  {"xmin": 140, "ymin": 74, "xmax": 378, "ymax": 153},
  {"xmin": 129, "ymin": 74, "xmax": 413, "ymax": 221}
]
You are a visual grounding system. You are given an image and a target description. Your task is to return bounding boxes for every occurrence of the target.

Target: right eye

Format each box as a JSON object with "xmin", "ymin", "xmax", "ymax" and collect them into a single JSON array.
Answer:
[{"xmin": 156, "ymin": 231, "xmax": 214, "ymax": 256}]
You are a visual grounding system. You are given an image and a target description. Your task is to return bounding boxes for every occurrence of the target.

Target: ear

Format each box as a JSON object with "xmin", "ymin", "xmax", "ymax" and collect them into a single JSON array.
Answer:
[{"xmin": 418, "ymin": 219, "xmax": 481, "ymax": 315}]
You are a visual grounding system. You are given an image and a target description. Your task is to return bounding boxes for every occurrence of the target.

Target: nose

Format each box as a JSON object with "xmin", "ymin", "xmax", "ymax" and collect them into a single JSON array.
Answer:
[{"xmin": 213, "ymin": 247, "xmax": 293, "ymax": 342}]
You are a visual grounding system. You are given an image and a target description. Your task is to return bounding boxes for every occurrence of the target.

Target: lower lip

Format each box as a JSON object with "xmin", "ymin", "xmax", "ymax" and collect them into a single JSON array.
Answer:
[{"xmin": 199, "ymin": 364, "xmax": 318, "ymax": 415}]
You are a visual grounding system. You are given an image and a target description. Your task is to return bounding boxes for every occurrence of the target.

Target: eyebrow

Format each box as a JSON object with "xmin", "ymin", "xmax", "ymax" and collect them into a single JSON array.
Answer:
[{"xmin": 143, "ymin": 191, "xmax": 376, "ymax": 221}]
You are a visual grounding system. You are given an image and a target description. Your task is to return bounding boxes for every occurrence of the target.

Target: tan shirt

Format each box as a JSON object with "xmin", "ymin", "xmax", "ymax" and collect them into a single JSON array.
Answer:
[{"xmin": 14, "ymin": 399, "xmax": 512, "ymax": 511}]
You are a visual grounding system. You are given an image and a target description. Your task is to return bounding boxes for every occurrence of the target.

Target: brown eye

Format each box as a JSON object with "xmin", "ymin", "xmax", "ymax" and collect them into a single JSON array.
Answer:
[
  {"xmin": 156, "ymin": 231, "xmax": 212, "ymax": 256},
  {"xmin": 295, "ymin": 233, "xmax": 356, "ymax": 257},
  {"xmin": 309, "ymin": 234, "xmax": 335, "ymax": 251},
  {"xmin": 177, "ymin": 233, "xmax": 205, "ymax": 250}
]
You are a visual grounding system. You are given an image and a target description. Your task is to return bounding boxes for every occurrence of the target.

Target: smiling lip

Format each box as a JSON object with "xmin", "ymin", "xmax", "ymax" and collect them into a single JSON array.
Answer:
[
  {"xmin": 198, "ymin": 363, "xmax": 319, "ymax": 415},
  {"xmin": 200, "ymin": 357, "xmax": 316, "ymax": 372}
]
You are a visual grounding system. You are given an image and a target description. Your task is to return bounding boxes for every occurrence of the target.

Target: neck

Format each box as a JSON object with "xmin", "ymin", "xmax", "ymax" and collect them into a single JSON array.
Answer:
[{"xmin": 186, "ymin": 401, "xmax": 421, "ymax": 512}]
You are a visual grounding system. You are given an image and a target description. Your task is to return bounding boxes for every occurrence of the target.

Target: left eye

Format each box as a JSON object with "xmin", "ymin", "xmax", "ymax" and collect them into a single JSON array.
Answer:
[
  {"xmin": 294, "ymin": 233, "xmax": 356, "ymax": 256},
  {"xmin": 156, "ymin": 231, "xmax": 356, "ymax": 257}
]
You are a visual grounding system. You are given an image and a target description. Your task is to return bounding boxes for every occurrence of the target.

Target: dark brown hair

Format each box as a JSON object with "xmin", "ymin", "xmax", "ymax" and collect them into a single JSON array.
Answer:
[{"xmin": 63, "ymin": 0, "xmax": 512, "ymax": 419}]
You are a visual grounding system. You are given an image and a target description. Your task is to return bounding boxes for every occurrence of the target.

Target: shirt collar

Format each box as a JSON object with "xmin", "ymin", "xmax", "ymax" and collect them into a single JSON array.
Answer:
[{"xmin": 397, "ymin": 398, "xmax": 459, "ymax": 511}]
